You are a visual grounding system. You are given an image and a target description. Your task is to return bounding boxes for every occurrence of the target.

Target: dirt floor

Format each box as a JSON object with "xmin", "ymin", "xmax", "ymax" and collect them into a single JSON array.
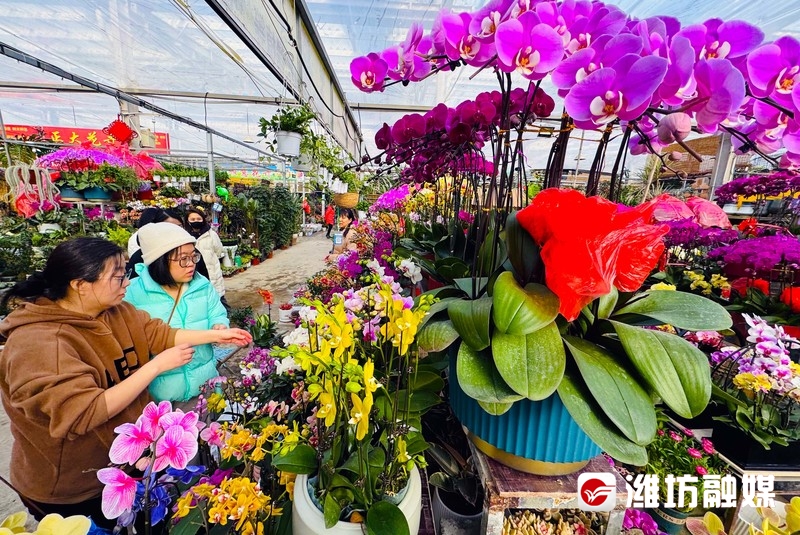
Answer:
[{"xmin": 0, "ymin": 231, "xmax": 332, "ymax": 521}]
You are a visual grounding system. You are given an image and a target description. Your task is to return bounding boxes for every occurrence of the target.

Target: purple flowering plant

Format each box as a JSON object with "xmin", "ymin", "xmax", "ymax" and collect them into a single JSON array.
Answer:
[
  {"xmin": 623, "ymin": 509, "xmax": 666, "ymax": 535},
  {"xmin": 709, "ymin": 313, "xmax": 800, "ymax": 448},
  {"xmin": 708, "ymin": 234, "xmax": 800, "ymax": 280}
]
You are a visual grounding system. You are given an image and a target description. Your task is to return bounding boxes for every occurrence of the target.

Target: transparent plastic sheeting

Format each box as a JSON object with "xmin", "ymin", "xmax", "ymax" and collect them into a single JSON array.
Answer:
[{"xmin": 2, "ymin": 0, "xmax": 800, "ymax": 162}]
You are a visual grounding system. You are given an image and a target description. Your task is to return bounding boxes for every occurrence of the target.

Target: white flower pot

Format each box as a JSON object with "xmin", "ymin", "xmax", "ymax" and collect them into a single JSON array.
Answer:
[
  {"xmin": 293, "ymin": 153, "xmax": 314, "ymax": 172},
  {"xmin": 276, "ymin": 131, "xmax": 302, "ymax": 157},
  {"xmin": 37, "ymin": 223, "xmax": 61, "ymax": 234},
  {"xmin": 279, "ymin": 309, "xmax": 293, "ymax": 323},
  {"xmin": 431, "ymin": 487, "xmax": 483, "ymax": 535},
  {"xmin": 292, "ymin": 467, "xmax": 421, "ymax": 535}
]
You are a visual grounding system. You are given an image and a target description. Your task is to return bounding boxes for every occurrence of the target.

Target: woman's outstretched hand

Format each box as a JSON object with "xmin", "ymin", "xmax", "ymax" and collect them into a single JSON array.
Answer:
[
  {"xmin": 153, "ymin": 344, "xmax": 195, "ymax": 373},
  {"xmin": 214, "ymin": 328, "xmax": 253, "ymax": 346}
]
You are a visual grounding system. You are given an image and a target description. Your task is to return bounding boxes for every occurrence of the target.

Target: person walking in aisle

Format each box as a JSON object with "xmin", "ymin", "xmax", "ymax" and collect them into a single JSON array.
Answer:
[
  {"xmin": 124, "ymin": 222, "xmax": 229, "ymax": 402},
  {"xmin": 0, "ymin": 237, "xmax": 251, "ymax": 529},
  {"xmin": 325, "ymin": 208, "xmax": 359, "ymax": 263},
  {"xmin": 324, "ymin": 202, "xmax": 336, "ymax": 238},
  {"xmin": 184, "ymin": 207, "xmax": 227, "ymax": 308}
]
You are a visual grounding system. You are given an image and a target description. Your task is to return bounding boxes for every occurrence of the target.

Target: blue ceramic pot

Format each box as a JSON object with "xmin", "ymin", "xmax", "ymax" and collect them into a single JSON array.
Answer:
[
  {"xmin": 83, "ymin": 187, "xmax": 112, "ymax": 201},
  {"xmin": 449, "ymin": 358, "xmax": 600, "ymax": 475},
  {"xmin": 58, "ymin": 186, "xmax": 85, "ymax": 201}
]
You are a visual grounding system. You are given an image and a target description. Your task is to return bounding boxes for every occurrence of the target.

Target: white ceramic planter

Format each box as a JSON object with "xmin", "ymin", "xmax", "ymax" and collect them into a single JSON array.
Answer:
[
  {"xmin": 279, "ymin": 309, "xmax": 293, "ymax": 323},
  {"xmin": 431, "ymin": 487, "xmax": 483, "ymax": 535},
  {"xmin": 293, "ymin": 153, "xmax": 314, "ymax": 172},
  {"xmin": 276, "ymin": 131, "xmax": 302, "ymax": 157},
  {"xmin": 292, "ymin": 468, "xmax": 422, "ymax": 535},
  {"xmin": 37, "ymin": 223, "xmax": 61, "ymax": 234}
]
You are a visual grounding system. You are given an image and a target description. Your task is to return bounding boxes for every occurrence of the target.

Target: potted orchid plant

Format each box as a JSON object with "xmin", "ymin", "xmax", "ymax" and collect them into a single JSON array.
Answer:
[{"xmin": 269, "ymin": 276, "xmax": 440, "ymax": 535}]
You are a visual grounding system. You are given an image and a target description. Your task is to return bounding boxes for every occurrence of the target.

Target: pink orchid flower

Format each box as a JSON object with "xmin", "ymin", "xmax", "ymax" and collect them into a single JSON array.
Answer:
[
  {"xmin": 199, "ymin": 422, "xmax": 226, "ymax": 448},
  {"xmin": 153, "ymin": 426, "xmax": 197, "ymax": 472},
  {"xmin": 140, "ymin": 400, "xmax": 174, "ymax": 433},
  {"xmin": 97, "ymin": 467, "xmax": 137, "ymax": 519},
  {"xmin": 109, "ymin": 420, "xmax": 155, "ymax": 465},
  {"xmin": 159, "ymin": 410, "xmax": 200, "ymax": 437}
]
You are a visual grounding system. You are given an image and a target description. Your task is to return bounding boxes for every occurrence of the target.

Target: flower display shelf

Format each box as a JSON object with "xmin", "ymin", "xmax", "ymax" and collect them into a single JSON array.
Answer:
[{"xmin": 467, "ymin": 439, "xmax": 627, "ymax": 535}]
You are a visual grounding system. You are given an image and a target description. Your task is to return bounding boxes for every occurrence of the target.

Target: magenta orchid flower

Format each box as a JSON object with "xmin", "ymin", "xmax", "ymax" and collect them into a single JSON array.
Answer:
[
  {"xmin": 564, "ymin": 54, "xmax": 668, "ymax": 129},
  {"xmin": 97, "ymin": 467, "xmax": 137, "ymax": 519},
  {"xmin": 350, "ymin": 53, "xmax": 388, "ymax": 93},
  {"xmin": 551, "ymin": 33, "xmax": 642, "ymax": 96},
  {"xmin": 381, "ymin": 23, "xmax": 433, "ymax": 82},
  {"xmin": 563, "ymin": 3, "xmax": 627, "ymax": 56},
  {"xmin": 109, "ymin": 420, "xmax": 155, "ymax": 465},
  {"xmin": 495, "ymin": 11, "xmax": 564, "ymax": 79},
  {"xmin": 748, "ymin": 36, "xmax": 800, "ymax": 103},
  {"xmin": 159, "ymin": 409, "xmax": 200, "ymax": 436},
  {"xmin": 657, "ymin": 35, "xmax": 698, "ymax": 106},
  {"xmin": 153, "ymin": 426, "xmax": 198, "ymax": 472},
  {"xmin": 685, "ymin": 58, "xmax": 746, "ymax": 133},
  {"xmin": 677, "ymin": 19, "xmax": 764, "ymax": 62},
  {"xmin": 441, "ymin": 11, "xmax": 496, "ymax": 66},
  {"xmin": 469, "ymin": 0, "xmax": 514, "ymax": 41},
  {"xmin": 140, "ymin": 400, "xmax": 173, "ymax": 433}
]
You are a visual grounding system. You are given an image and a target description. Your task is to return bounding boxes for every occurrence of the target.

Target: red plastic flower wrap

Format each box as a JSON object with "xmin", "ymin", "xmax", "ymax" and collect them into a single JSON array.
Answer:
[
  {"xmin": 516, "ymin": 189, "xmax": 669, "ymax": 321},
  {"xmin": 780, "ymin": 287, "xmax": 800, "ymax": 313}
]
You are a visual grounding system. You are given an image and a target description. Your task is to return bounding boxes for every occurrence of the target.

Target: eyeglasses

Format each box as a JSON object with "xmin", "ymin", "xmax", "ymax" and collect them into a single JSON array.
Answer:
[
  {"xmin": 172, "ymin": 251, "xmax": 202, "ymax": 268},
  {"xmin": 111, "ymin": 268, "xmax": 133, "ymax": 288}
]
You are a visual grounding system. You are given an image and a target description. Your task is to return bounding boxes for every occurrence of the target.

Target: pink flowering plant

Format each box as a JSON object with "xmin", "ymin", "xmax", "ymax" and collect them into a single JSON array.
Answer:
[
  {"xmin": 97, "ymin": 401, "xmax": 204, "ymax": 533},
  {"xmin": 641, "ymin": 418, "xmax": 727, "ymax": 513}
]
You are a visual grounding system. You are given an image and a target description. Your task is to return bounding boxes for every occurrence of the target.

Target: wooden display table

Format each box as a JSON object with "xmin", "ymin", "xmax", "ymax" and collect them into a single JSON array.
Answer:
[{"xmin": 467, "ymin": 439, "xmax": 628, "ymax": 534}]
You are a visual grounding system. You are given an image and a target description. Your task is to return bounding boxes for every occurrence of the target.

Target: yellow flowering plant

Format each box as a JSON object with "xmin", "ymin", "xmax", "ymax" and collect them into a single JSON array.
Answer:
[{"xmin": 269, "ymin": 278, "xmax": 439, "ymax": 534}]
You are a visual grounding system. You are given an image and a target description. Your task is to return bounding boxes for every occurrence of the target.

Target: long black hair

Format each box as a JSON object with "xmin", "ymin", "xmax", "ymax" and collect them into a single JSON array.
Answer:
[
  {"xmin": 135, "ymin": 207, "xmax": 170, "ymax": 229},
  {"xmin": 2, "ymin": 237, "xmax": 123, "ymax": 308}
]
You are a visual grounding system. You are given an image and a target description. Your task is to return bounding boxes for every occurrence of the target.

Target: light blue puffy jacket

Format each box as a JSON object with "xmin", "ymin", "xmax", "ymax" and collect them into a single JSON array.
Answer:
[{"xmin": 124, "ymin": 264, "xmax": 229, "ymax": 402}]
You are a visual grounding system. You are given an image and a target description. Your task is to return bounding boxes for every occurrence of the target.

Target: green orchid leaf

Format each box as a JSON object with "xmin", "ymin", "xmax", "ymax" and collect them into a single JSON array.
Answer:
[
  {"xmin": 170, "ymin": 507, "xmax": 204, "ymax": 535},
  {"xmin": 409, "ymin": 370, "xmax": 445, "ymax": 393},
  {"xmin": 564, "ymin": 336, "xmax": 656, "ymax": 445},
  {"xmin": 448, "ymin": 297, "xmax": 493, "ymax": 351},
  {"xmin": 597, "ymin": 288, "xmax": 619, "ymax": 319},
  {"xmin": 557, "ymin": 371, "xmax": 648, "ymax": 466},
  {"xmin": 396, "ymin": 390, "xmax": 441, "ymax": 413},
  {"xmin": 611, "ymin": 321, "xmax": 712, "ymax": 418},
  {"xmin": 492, "ymin": 272, "xmax": 559, "ymax": 335},
  {"xmin": 417, "ymin": 319, "xmax": 460, "ymax": 353},
  {"xmin": 504, "ymin": 211, "xmax": 542, "ymax": 285},
  {"xmin": 417, "ymin": 297, "xmax": 461, "ymax": 329},
  {"xmin": 366, "ymin": 501, "xmax": 410, "ymax": 535},
  {"xmin": 272, "ymin": 444, "xmax": 317, "ymax": 474},
  {"xmin": 456, "ymin": 342, "xmax": 523, "ymax": 404},
  {"xmin": 478, "ymin": 400, "xmax": 514, "ymax": 415},
  {"xmin": 612, "ymin": 290, "xmax": 732, "ymax": 331},
  {"xmin": 453, "ymin": 277, "xmax": 489, "ymax": 296},
  {"xmin": 477, "ymin": 230, "xmax": 507, "ymax": 276},
  {"xmin": 492, "ymin": 322, "xmax": 565, "ymax": 400},
  {"xmin": 324, "ymin": 493, "xmax": 342, "ymax": 529},
  {"xmin": 435, "ymin": 257, "xmax": 471, "ymax": 280}
]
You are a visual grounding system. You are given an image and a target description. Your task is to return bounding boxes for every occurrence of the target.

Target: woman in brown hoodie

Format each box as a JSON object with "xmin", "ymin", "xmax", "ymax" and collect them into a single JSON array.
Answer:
[{"xmin": 0, "ymin": 237, "xmax": 252, "ymax": 528}]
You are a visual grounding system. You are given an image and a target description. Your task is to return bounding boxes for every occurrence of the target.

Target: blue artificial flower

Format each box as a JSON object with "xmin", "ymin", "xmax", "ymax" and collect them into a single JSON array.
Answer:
[{"xmin": 166, "ymin": 465, "xmax": 206, "ymax": 484}]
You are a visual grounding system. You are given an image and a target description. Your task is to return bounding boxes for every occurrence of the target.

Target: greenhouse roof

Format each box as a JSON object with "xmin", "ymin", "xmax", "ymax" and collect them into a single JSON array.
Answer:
[{"xmin": 0, "ymin": 0, "xmax": 799, "ymax": 172}]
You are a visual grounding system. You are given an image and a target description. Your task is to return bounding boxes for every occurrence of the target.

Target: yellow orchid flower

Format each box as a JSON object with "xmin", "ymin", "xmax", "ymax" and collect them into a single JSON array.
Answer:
[
  {"xmin": 0, "ymin": 512, "xmax": 27, "ymax": 534},
  {"xmin": 317, "ymin": 382, "xmax": 338, "ymax": 427},
  {"xmin": 349, "ymin": 393, "xmax": 372, "ymax": 440},
  {"xmin": 32, "ymin": 514, "xmax": 91, "ymax": 535},
  {"xmin": 363, "ymin": 360, "xmax": 379, "ymax": 396}
]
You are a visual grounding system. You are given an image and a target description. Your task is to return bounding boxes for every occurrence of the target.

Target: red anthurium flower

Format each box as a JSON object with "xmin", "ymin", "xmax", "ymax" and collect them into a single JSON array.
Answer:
[{"xmin": 517, "ymin": 189, "xmax": 668, "ymax": 321}]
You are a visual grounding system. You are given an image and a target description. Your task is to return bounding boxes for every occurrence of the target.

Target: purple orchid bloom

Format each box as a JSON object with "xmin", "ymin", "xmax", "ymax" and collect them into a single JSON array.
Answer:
[
  {"xmin": 655, "ymin": 34, "xmax": 698, "ymax": 106},
  {"xmin": 551, "ymin": 33, "xmax": 643, "ymax": 96},
  {"xmin": 747, "ymin": 36, "xmax": 800, "ymax": 102},
  {"xmin": 685, "ymin": 58, "xmax": 746, "ymax": 133},
  {"xmin": 495, "ymin": 11, "xmax": 564, "ymax": 80},
  {"xmin": 441, "ymin": 11, "xmax": 496, "ymax": 66},
  {"xmin": 534, "ymin": 0, "xmax": 593, "ymax": 48},
  {"xmin": 469, "ymin": 0, "xmax": 514, "ymax": 42},
  {"xmin": 350, "ymin": 53, "xmax": 388, "ymax": 93},
  {"xmin": 563, "ymin": 3, "xmax": 627, "ymax": 56},
  {"xmin": 627, "ymin": 116, "xmax": 667, "ymax": 155},
  {"xmin": 391, "ymin": 114, "xmax": 426, "ymax": 145},
  {"xmin": 564, "ymin": 54, "xmax": 668, "ymax": 129},
  {"xmin": 375, "ymin": 123, "xmax": 393, "ymax": 150},
  {"xmin": 677, "ymin": 19, "xmax": 764, "ymax": 62},
  {"xmin": 381, "ymin": 23, "xmax": 433, "ymax": 82}
]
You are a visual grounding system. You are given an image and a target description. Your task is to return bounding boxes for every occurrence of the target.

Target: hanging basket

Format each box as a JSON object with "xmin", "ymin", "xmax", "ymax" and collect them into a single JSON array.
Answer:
[
  {"xmin": 333, "ymin": 192, "xmax": 359, "ymax": 209},
  {"xmin": 275, "ymin": 131, "xmax": 302, "ymax": 157},
  {"xmin": 292, "ymin": 153, "xmax": 314, "ymax": 172}
]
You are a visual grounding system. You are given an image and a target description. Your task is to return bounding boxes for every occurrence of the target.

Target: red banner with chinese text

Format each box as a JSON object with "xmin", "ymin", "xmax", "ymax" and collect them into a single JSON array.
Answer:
[{"xmin": 3, "ymin": 124, "xmax": 170, "ymax": 151}]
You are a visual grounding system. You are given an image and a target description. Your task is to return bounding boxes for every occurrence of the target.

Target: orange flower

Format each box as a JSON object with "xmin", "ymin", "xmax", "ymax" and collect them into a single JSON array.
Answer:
[{"xmin": 258, "ymin": 289, "xmax": 274, "ymax": 305}]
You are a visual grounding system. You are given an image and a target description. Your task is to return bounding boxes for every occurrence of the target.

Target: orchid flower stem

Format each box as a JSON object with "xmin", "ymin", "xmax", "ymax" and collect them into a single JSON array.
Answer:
[
  {"xmin": 469, "ymin": 55, "xmax": 498, "ymax": 80},
  {"xmin": 675, "ymin": 138, "xmax": 704, "ymax": 162},
  {"xmin": 746, "ymin": 91, "xmax": 796, "ymax": 119}
]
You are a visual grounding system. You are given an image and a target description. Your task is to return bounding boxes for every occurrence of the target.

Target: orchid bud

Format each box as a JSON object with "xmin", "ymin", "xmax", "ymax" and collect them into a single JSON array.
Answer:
[
  {"xmin": 668, "ymin": 151, "xmax": 684, "ymax": 161},
  {"xmin": 657, "ymin": 113, "xmax": 692, "ymax": 143}
]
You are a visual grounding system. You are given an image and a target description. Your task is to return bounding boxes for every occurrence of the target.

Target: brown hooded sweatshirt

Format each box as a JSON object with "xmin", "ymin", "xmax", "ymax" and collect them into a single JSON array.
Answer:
[{"xmin": 0, "ymin": 299, "xmax": 177, "ymax": 504}]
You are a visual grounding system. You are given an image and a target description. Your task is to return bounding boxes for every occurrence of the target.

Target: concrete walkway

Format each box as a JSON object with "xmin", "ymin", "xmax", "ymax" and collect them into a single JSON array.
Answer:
[{"xmin": 0, "ymin": 231, "xmax": 332, "ymax": 521}]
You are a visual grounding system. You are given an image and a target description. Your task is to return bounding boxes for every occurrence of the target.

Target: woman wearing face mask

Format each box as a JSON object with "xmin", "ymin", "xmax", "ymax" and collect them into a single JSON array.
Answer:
[
  {"xmin": 184, "ymin": 208, "xmax": 226, "ymax": 306},
  {"xmin": 124, "ymin": 223, "xmax": 228, "ymax": 402}
]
